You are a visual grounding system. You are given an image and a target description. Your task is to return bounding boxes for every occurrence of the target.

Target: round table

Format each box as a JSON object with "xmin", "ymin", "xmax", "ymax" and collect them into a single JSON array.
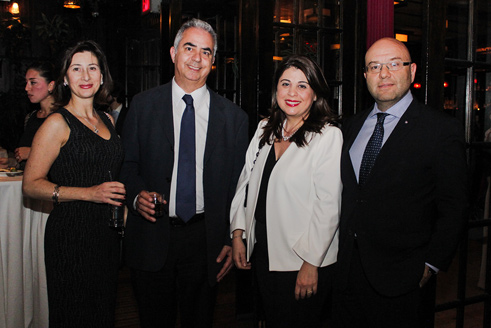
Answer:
[{"xmin": 0, "ymin": 175, "xmax": 51, "ymax": 328}]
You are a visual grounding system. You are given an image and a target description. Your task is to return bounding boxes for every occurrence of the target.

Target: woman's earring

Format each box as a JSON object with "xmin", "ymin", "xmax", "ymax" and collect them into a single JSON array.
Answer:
[
  {"xmin": 101, "ymin": 75, "xmax": 104, "ymax": 85},
  {"xmin": 63, "ymin": 81, "xmax": 68, "ymax": 87}
]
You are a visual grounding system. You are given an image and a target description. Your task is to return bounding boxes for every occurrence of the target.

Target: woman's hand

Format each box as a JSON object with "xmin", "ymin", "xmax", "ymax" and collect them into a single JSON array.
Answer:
[
  {"xmin": 295, "ymin": 261, "xmax": 318, "ymax": 300},
  {"xmin": 232, "ymin": 230, "xmax": 251, "ymax": 270},
  {"xmin": 88, "ymin": 181, "xmax": 126, "ymax": 205},
  {"xmin": 14, "ymin": 147, "xmax": 31, "ymax": 162}
]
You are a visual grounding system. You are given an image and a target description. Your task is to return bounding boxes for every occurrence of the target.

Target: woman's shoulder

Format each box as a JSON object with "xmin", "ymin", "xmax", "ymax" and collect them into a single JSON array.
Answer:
[
  {"xmin": 42, "ymin": 110, "xmax": 70, "ymax": 128},
  {"xmin": 313, "ymin": 123, "xmax": 343, "ymax": 143},
  {"xmin": 30, "ymin": 111, "xmax": 70, "ymax": 147},
  {"xmin": 97, "ymin": 109, "xmax": 114, "ymax": 125},
  {"xmin": 255, "ymin": 118, "xmax": 272, "ymax": 142},
  {"xmin": 252, "ymin": 118, "xmax": 269, "ymax": 135},
  {"xmin": 322, "ymin": 122, "xmax": 342, "ymax": 132},
  {"xmin": 311, "ymin": 122, "xmax": 341, "ymax": 136},
  {"xmin": 258, "ymin": 118, "xmax": 269, "ymax": 127}
]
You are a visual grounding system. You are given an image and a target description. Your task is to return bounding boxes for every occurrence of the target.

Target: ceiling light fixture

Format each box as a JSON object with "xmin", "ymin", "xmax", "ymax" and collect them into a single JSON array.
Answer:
[
  {"xmin": 9, "ymin": 1, "xmax": 20, "ymax": 15},
  {"xmin": 64, "ymin": 0, "xmax": 81, "ymax": 9}
]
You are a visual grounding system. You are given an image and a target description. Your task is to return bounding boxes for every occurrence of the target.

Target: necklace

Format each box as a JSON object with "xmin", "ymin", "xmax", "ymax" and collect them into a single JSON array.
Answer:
[
  {"xmin": 83, "ymin": 116, "xmax": 99, "ymax": 134},
  {"xmin": 78, "ymin": 109, "xmax": 99, "ymax": 134},
  {"xmin": 281, "ymin": 119, "xmax": 303, "ymax": 141}
]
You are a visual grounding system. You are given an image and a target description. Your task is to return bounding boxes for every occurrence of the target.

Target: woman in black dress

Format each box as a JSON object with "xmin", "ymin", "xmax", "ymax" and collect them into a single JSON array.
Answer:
[
  {"xmin": 15, "ymin": 62, "xmax": 56, "ymax": 168},
  {"xmin": 23, "ymin": 40, "xmax": 125, "ymax": 327}
]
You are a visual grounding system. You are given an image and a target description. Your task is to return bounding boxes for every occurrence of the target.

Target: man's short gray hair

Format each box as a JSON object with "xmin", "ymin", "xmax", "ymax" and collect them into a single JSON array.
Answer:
[{"xmin": 173, "ymin": 18, "xmax": 218, "ymax": 57}]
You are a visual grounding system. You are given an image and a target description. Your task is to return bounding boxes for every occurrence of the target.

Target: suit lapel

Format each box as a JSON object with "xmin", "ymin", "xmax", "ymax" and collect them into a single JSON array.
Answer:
[
  {"xmin": 204, "ymin": 89, "xmax": 225, "ymax": 166},
  {"xmin": 344, "ymin": 109, "xmax": 371, "ymax": 151},
  {"xmin": 343, "ymin": 100, "xmax": 421, "ymax": 188},
  {"xmin": 374, "ymin": 100, "xmax": 420, "ymax": 164},
  {"xmin": 362, "ymin": 100, "xmax": 421, "ymax": 184},
  {"xmin": 342, "ymin": 108, "xmax": 372, "ymax": 186},
  {"xmin": 159, "ymin": 84, "xmax": 175, "ymax": 148}
]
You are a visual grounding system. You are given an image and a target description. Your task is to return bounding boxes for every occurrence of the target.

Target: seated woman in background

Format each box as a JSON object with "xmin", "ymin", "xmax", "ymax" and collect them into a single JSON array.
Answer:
[
  {"xmin": 230, "ymin": 55, "xmax": 343, "ymax": 327},
  {"xmin": 14, "ymin": 62, "xmax": 56, "ymax": 168},
  {"xmin": 0, "ymin": 146, "xmax": 12, "ymax": 169}
]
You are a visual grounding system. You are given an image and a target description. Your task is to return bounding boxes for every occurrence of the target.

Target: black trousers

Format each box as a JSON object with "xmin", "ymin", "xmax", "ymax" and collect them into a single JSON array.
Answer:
[
  {"xmin": 332, "ymin": 242, "xmax": 435, "ymax": 328},
  {"xmin": 253, "ymin": 220, "xmax": 333, "ymax": 328},
  {"xmin": 130, "ymin": 219, "xmax": 217, "ymax": 328}
]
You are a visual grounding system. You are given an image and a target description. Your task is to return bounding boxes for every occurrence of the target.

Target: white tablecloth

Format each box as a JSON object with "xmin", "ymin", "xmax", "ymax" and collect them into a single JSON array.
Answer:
[{"xmin": 0, "ymin": 176, "xmax": 51, "ymax": 328}]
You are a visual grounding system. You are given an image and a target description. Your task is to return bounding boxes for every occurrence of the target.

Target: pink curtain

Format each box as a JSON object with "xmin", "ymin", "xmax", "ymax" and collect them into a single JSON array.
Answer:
[{"xmin": 367, "ymin": 0, "xmax": 394, "ymax": 49}]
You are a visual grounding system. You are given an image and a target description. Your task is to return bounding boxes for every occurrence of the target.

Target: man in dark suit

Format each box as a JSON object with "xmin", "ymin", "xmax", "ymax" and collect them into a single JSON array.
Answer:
[
  {"xmin": 120, "ymin": 18, "xmax": 248, "ymax": 327},
  {"xmin": 107, "ymin": 82, "xmax": 128, "ymax": 135},
  {"xmin": 105, "ymin": 82, "xmax": 129, "ymax": 135},
  {"xmin": 333, "ymin": 37, "xmax": 468, "ymax": 327}
]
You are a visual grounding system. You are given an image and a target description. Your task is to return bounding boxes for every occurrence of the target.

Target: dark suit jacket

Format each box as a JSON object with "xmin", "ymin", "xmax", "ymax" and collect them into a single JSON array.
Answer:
[
  {"xmin": 120, "ymin": 81, "xmax": 249, "ymax": 286},
  {"xmin": 115, "ymin": 104, "xmax": 129, "ymax": 136},
  {"xmin": 337, "ymin": 98, "xmax": 468, "ymax": 297}
]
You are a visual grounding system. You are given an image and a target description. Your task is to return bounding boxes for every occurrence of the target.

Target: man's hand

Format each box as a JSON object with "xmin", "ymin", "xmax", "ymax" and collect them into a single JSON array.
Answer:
[
  {"xmin": 419, "ymin": 265, "xmax": 433, "ymax": 288},
  {"xmin": 136, "ymin": 190, "xmax": 165, "ymax": 222},
  {"xmin": 216, "ymin": 245, "xmax": 233, "ymax": 282}
]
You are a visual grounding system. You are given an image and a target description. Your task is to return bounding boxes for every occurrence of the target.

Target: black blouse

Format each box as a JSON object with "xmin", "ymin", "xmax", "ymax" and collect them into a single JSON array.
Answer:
[{"xmin": 254, "ymin": 146, "xmax": 277, "ymax": 224}]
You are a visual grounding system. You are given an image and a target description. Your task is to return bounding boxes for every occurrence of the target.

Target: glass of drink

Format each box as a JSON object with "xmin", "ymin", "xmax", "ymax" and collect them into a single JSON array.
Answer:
[
  {"xmin": 153, "ymin": 193, "xmax": 164, "ymax": 218},
  {"xmin": 109, "ymin": 201, "xmax": 125, "ymax": 229},
  {"xmin": 107, "ymin": 170, "xmax": 125, "ymax": 230}
]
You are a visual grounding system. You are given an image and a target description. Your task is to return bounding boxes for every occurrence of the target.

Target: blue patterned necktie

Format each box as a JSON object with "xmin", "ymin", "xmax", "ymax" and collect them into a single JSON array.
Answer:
[
  {"xmin": 359, "ymin": 113, "xmax": 388, "ymax": 186},
  {"xmin": 176, "ymin": 94, "xmax": 196, "ymax": 222}
]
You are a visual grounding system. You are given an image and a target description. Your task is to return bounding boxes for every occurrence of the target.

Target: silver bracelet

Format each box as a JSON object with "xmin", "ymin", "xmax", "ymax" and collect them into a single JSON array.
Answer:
[{"xmin": 52, "ymin": 185, "xmax": 60, "ymax": 205}]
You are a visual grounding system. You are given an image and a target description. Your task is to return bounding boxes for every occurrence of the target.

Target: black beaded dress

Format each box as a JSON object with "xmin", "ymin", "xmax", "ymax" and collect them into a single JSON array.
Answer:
[{"xmin": 44, "ymin": 108, "xmax": 123, "ymax": 327}]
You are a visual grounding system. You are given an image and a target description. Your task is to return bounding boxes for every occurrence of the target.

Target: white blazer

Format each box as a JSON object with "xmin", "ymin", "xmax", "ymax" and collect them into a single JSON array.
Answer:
[{"xmin": 230, "ymin": 120, "xmax": 343, "ymax": 271}]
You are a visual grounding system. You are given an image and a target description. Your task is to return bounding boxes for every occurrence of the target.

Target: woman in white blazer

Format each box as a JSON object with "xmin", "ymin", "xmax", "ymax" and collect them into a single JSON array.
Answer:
[{"xmin": 230, "ymin": 55, "xmax": 342, "ymax": 327}]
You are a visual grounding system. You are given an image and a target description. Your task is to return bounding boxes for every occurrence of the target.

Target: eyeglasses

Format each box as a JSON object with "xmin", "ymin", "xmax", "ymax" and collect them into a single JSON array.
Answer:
[{"xmin": 365, "ymin": 60, "xmax": 412, "ymax": 74}]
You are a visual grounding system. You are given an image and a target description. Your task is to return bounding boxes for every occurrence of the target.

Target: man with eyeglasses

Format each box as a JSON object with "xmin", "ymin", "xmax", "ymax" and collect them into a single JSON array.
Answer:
[{"xmin": 333, "ymin": 37, "xmax": 468, "ymax": 327}]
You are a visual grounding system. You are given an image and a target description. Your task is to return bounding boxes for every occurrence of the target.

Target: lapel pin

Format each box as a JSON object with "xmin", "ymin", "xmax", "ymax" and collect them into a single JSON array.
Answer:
[{"xmin": 405, "ymin": 121, "xmax": 408, "ymax": 124}]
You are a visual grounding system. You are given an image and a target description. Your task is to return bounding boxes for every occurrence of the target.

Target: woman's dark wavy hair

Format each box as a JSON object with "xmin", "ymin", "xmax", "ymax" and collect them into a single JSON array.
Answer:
[
  {"xmin": 26, "ymin": 61, "xmax": 56, "ymax": 84},
  {"xmin": 54, "ymin": 40, "xmax": 113, "ymax": 109},
  {"xmin": 259, "ymin": 55, "xmax": 338, "ymax": 148}
]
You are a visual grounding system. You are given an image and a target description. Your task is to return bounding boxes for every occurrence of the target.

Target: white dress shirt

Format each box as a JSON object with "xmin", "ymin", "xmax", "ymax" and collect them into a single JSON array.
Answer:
[
  {"xmin": 110, "ymin": 103, "xmax": 123, "ymax": 123},
  {"xmin": 169, "ymin": 78, "xmax": 209, "ymax": 217},
  {"xmin": 132, "ymin": 79, "xmax": 209, "ymax": 216},
  {"xmin": 349, "ymin": 91, "xmax": 413, "ymax": 181}
]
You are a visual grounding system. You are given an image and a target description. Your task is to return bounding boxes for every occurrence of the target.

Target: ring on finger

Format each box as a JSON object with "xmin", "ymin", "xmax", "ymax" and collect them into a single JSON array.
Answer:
[{"xmin": 306, "ymin": 290, "xmax": 313, "ymax": 295}]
